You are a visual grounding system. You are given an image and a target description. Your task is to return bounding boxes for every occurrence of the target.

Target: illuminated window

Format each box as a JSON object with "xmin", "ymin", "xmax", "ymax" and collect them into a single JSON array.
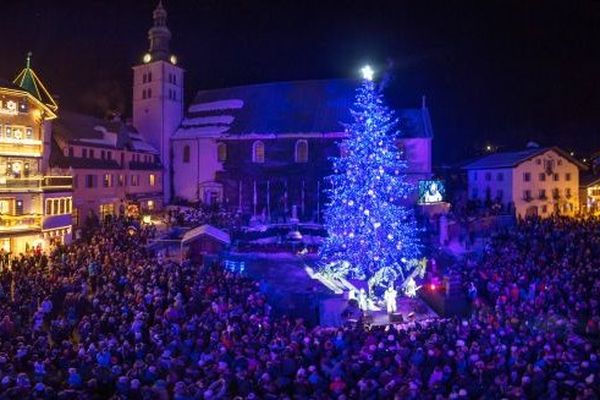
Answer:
[
  {"xmin": 252, "ymin": 141, "xmax": 265, "ymax": 163},
  {"xmin": 0, "ymin": 199, "xmax": 9, "ymax": 215},
  {"xmin": 183, "ymin": 145, "xmax": 190, "ymax": 163},
  {"xmin": 66, "ymin": 198, "xmax": 71, "ymax": 213},
  {"xmin": 103, "ymin": 174, "xmax": 111, "ymax": 187},
  {"xmin": 149, "ymin": 174, "xmax": 156, "ymax": 186},
  {"xmin": 147, "ymin": 200, "xmax": 155, "ymax": 211},
  {"xmin": 59, "ymin": 199, "xmax": 65, "ymax": 214},
  {"xmin": 295, "ymin": 140, "xmax": 308, "ymax": 163},
  {"xmin": 45, "ymin": 199, "xmax": 52, "ymax": 215},
  {"xmin": 72, "ymin": 208, "xmax": 79, "ymax": 226},
  {"xmin": 118, "ymin": 175, "xmax": 124, "ymax": 187},
  {"xmin": 5, "ymin": 126, "xmax": 11, "ymax": 138},
  {"xmin": 25, "ymin": 128, "xmax": 32, "ymax": 139},
  {"xmin": 53, "ymin": 199, "xmax": 59, "ymax": 214},
  {"xmin": 217, "ymin": 143, "xmax": 227, "ymax": 162}
]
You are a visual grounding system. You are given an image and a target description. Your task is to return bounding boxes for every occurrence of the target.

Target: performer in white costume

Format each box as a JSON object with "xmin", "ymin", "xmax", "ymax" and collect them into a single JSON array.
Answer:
[
  {"xmin": 384, "ymin": 285, "xmax": 398, "ymax": 314},
  {"xmin": 358, "ymin": 288, "xmax": 368, "ymax": 311},
  {"xmin": 404, "ymin": 277, "xmax": 418, "ymax": 298}
]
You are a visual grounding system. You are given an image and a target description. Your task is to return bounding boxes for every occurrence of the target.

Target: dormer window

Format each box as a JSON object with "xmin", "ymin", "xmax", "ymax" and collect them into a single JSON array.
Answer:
[
  {"xmin": 252, "ymin": 141, "xmax": 265, "ymax": 163},
  {"xmin": 295, "ymin": 140, "xmax": 308, "ymax": 163}
]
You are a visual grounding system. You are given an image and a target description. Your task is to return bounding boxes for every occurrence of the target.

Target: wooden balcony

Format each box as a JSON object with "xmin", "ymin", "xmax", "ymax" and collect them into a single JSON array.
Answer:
[
  {"xmin": 0, "ymin": 138, "xmax": 43, "ymax": 157},
  {"xmin": 0, "ymin": 176, "xmax": 72, "ymax": 193},
  {"xmin": 0, "ymin": 214, "xmax": 42, "ymax": 233}
]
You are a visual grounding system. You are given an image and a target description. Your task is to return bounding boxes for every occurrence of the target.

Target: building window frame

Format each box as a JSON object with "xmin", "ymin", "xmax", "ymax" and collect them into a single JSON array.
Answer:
[
  {"xmin": 252, "ymin": 141, "xmax": 265, "ymax": 163},
  {"xmin": 295, "ymin": 139, "xmax": 309, "ymax": 163}
]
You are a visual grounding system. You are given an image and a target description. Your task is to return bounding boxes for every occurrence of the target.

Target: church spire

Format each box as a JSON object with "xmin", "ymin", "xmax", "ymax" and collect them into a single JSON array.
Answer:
[
  {"xmin": 146, "ymin": 1, "xmax": 173, "ymax": 63},
  {"xmin": 13, "ymin": 52, "xmax": 58, "ymax": 111}
]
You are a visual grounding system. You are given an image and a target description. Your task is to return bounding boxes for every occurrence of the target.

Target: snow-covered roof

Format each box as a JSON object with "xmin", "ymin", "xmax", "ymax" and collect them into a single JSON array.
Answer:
[
  {"xmin": 181, "ymin": 224, "xmax": 231, "ymax": 245},
  {"xmin": 172, "ymin": 79, "xmax": 434, "ymax": 140}
]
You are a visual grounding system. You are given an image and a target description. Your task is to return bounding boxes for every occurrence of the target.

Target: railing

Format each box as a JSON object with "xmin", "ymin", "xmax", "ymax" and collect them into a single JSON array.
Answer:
[
  {"xmin": 42, "ymin": 176, "xmax": 73, "ymax": 189},
  {"xmin": 0, "ymin": 214, "xmax": 42, "ymax": 232},
  {"xmin": 0, "ymin": 139, "xmax": 43, "ymax": 157},
  {"xmin": 0, "ymin": 176, "xmax": 72, "ymax": 191}
]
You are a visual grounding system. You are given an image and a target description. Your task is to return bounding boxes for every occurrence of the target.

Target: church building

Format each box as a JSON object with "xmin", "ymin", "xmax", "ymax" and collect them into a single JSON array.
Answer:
[{"xmin": 133, "ymin": 2, "xmax": 434, "ymax": 222}]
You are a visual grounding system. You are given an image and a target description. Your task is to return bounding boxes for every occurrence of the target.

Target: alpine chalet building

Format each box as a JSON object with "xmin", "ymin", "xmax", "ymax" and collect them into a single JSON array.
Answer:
[{"xmin": 0, "ymin": 56, "xmax": 73, "ymax": 253}]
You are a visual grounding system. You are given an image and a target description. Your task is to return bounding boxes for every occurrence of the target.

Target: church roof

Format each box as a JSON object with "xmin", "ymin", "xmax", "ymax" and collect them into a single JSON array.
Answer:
[{"xmin": 174, "ymin": 79, "xmax": 433, "ymax": 140}]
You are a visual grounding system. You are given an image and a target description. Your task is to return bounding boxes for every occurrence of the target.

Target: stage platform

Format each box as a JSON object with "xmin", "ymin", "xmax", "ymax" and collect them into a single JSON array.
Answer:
[{"xmin": 366, "ymin": 296, "xmax": 439, "ymax": 327}]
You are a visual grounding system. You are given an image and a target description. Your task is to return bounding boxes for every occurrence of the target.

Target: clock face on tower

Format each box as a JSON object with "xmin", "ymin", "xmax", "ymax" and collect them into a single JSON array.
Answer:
[{"xmin": 143, "ymin": 53, "xmax": 152, "ymax": 64}]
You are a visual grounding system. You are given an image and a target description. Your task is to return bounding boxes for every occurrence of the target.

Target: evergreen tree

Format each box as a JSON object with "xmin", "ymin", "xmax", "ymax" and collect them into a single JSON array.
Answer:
[{"xmin": 320, "ymin": 74, "xmax": 422, "ymax": 295}]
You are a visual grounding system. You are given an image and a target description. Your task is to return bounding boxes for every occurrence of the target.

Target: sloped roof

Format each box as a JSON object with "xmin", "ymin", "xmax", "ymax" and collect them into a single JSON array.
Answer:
[
  {"xmin": 54, "ymin": 110, "xmax": 120, "ymax": 143},
  {"xmin": 181, "ymin": 224, "xmax": 230, "ymax": 245},
  {"xmin": 174, "ymin": 79, "xmax": 433, "ymax": 139},
  {"xmin": 53, "ymin": 110, "xmax": 158, "ymax": 154},
  {"xmin": 580, "ymin": 174, "xmax": 600, "ymax": 187},
  {"xmin": 462, "ymin": 146, "xmax": 587, "ymax": 170}
]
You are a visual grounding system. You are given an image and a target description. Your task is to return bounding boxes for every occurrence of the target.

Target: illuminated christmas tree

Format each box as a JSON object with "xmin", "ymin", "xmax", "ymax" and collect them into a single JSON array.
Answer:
[{"xmin": 320, "ymin": 66, "xmax": 422, "ymax": 295}]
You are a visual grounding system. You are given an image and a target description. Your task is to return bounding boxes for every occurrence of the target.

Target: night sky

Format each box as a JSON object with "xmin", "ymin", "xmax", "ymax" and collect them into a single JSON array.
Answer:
[{"xmin": 1, "ymin": 0, "xmax": 600, "ymax": 163}]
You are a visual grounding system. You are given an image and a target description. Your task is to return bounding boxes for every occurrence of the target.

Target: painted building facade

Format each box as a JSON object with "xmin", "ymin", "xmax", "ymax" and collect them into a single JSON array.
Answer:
[
  {"xmin": 464, "ymin": 147, "xmax": 583, "ymax": 218},
  {"xmin": 51, "ymin": 111, "xmax": 162, "ymax": 226},
  {"xmin": 0, "ymin": 57, "xmax": 72, "ymax": 253}
]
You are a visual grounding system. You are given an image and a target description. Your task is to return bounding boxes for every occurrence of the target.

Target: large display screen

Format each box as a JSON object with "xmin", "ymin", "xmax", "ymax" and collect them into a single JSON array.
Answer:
[{"xmin": 418, "ymin": 180, "xmax": 445, "ymax": 204}]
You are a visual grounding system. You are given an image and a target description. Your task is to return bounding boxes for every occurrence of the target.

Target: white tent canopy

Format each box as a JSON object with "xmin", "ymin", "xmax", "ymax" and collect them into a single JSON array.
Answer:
[{"xmin": 181, "ymin": 224, "xmax": 231, "ymax": 246}]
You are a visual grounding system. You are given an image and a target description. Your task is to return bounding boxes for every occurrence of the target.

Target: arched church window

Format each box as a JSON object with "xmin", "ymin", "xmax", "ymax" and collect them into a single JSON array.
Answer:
[
  {"xmin": 252, "ymin": 141, "xmax": 265, "ymax": 163},
  {"xmin": 295, "ymin": 140, "xmax": 308, "ymax": 163}
]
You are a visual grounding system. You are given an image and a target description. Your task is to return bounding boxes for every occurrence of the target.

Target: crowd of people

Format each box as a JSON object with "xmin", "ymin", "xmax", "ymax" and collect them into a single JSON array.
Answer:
[{"xmin": 0, "ymin": 216, "xmax": 597, "ymax": 398}]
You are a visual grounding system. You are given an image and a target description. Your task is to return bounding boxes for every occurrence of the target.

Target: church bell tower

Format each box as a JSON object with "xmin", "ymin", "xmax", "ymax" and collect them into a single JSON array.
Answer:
[{"xmin": 132, "ymin": 1, "xmax": 184, "ymax": 204}]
